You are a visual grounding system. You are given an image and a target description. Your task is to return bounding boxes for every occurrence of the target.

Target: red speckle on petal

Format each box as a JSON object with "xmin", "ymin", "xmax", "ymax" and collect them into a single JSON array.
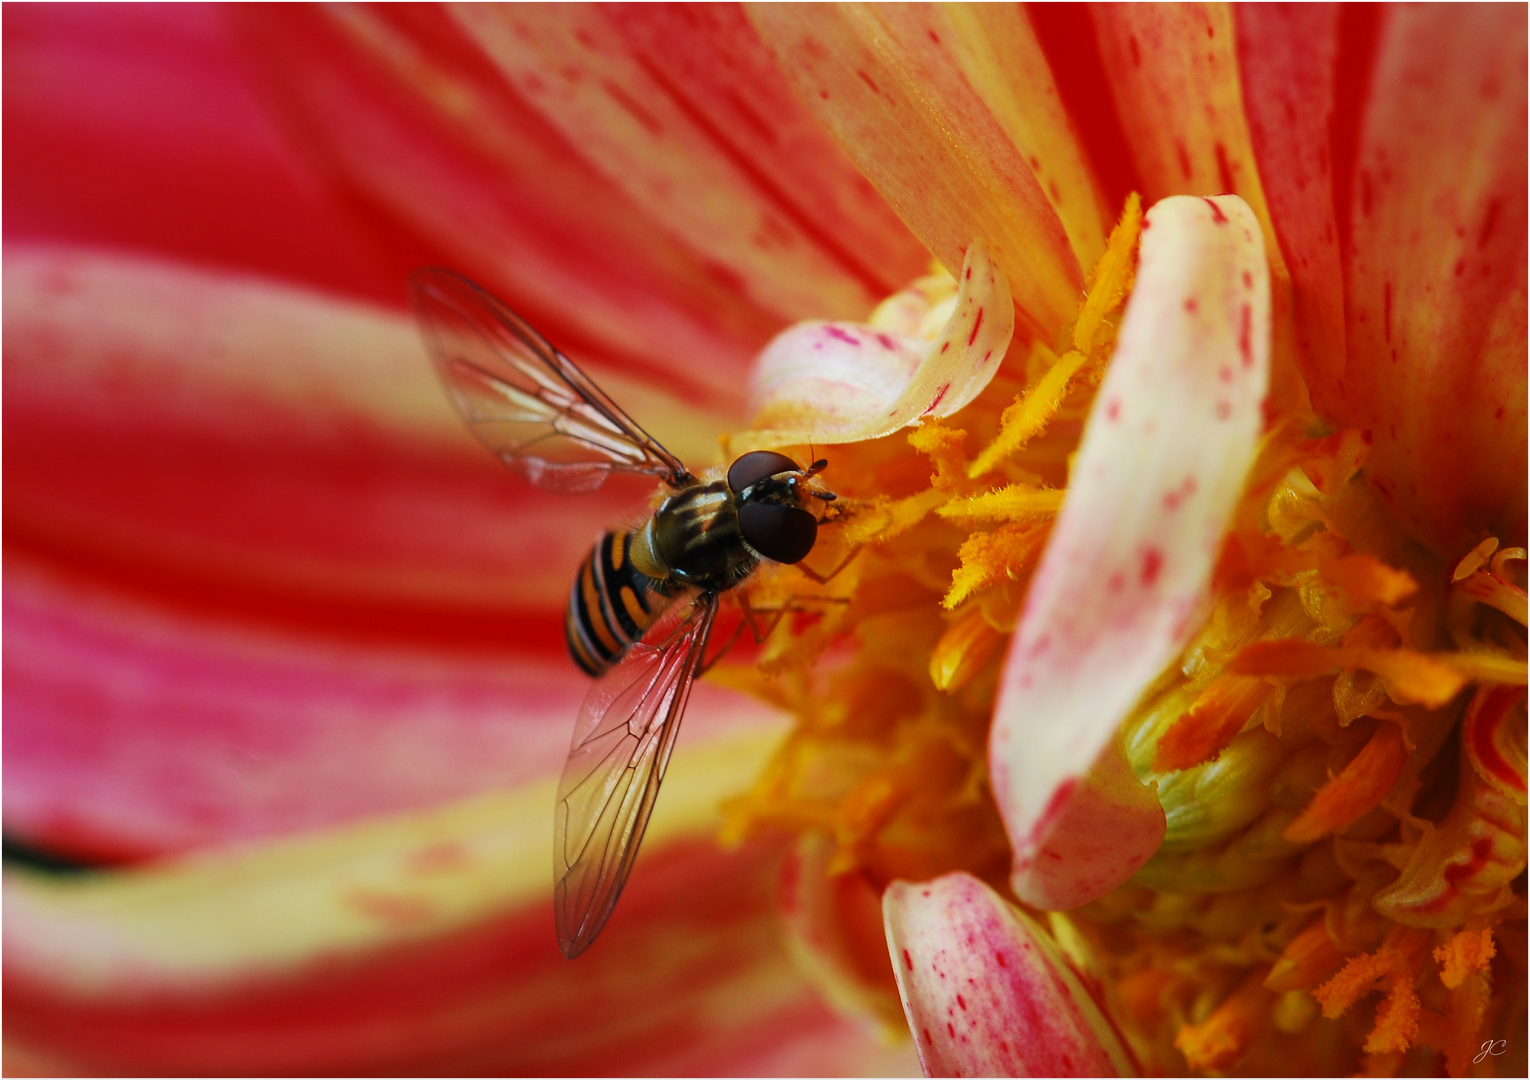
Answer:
[
  {"xmin": 1030, "ymin": 633, "xmax": 1052, "ymax": 656},
  {"xmin": 925, "ymin": 383, "xmax": 951, "ymax": 415},
  {"xmin": 967, "ymin": 308, "xmax": 985, "ymax": 346},
  {"xmin": 1216, "ymin": 400, "xmax": 1233, "ymax": 420},
  {"xmin": 1184, "ymin": 297, "xmax": 1198, "ymax": 314},
  {"xmin": 947, "ymin": 1022, "xmax": 956, "ymax": 1038},
  {"xmin": 1163, "ymin": 475, "xmax": 1198, "ymax": 511},
  {"xmin": 1238, "ymin": 304, "xmax": 1253, "ymax": 366},
  {"xmin": 903, "ymin": 949, "xmax": 914, "ymax": 971},
  {"xmin": 1107, "ymin": 571, "xmax": 1126, "ymax": 593},
  {"xmin": 956, "ymin": 994, "xmax": 967, "ymax": 1010},
  {"xmin": 1140, "ymin": 547, "xmax": 1163, "ymax": 585},
  {"xmin": 940, "ymin": 341, "xmax": 950, "ymax": 354},
  {"xmin": 857, "ymin": 70, "xmax": 880, "ymax": 95},
  {"xmin": 964, "ymin": 266, "xmax": 972, "ymax": 280},
  {"xmin": 995, "ymin": 951, "xmax": 1008, "ymax": 967},
  {"xmin": 1242, "ymin": 269, "xmax": 1253, "ymax": 288},
  {"xmin": 1203, "ymin": 197, "xmax": 1229, "ymax": 224},
  {"xmin": 1478, "ymin": 198, "xmax": 1501, "ymax": 249},
  {"xmin": 1105, "ymin": 398, "xmax": 1121, "ymax": 421},
  {"xmin": 875, "ymin": 332, "xmax": 896, "ymax": 350},
  {"xmin": 825, "ymin": 326, "xmax": 859, "ymax": 346},
  {"xmin": 1218, "ymin": 365, "xmax": 1233, "ymax": 382}
]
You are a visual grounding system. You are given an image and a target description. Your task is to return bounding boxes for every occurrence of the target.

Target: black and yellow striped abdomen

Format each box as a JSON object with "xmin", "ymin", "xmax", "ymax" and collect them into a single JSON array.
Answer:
[{"xmin": 564, "ymin": 531, "xmax": 673, "ymax": 675}]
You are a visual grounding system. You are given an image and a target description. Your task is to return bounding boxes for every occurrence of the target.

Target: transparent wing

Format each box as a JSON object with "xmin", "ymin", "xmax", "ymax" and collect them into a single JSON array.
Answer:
[
  {"xmin": 553, "ymin": 592, "xmax": 718, "ymax": 957},
  {"xmin": 411, "ymin": 268, "xmax": 693, "ymax": 494}
]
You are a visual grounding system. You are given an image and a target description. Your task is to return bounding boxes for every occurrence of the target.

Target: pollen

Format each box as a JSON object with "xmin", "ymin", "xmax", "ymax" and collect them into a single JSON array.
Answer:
[{"xmin": 1434, "ymin": 927, "xmax": 1495, "ymax": 989}]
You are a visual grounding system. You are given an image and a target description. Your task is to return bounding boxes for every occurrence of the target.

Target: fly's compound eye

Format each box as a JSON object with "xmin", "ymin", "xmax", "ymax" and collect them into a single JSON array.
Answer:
[
  {"xmin": 738, "ymin": 502, "xmax": 818, "ymax": 564},
  {"xmin": 727, "ymin": 450, "xmax": 801, "ymax": 494}
]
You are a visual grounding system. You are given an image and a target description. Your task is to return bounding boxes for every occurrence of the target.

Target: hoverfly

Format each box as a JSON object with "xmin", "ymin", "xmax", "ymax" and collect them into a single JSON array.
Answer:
[{"xmin": 412, "ymin": 269, "xmax": 839, "ymax": 958}]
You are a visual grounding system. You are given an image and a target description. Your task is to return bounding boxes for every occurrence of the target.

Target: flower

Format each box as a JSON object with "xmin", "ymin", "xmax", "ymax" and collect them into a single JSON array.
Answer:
[
  {"xmin": 706, "ymin": 5, "xmax": 1524, "ymax": 1077},
  {"xmin": 5, "ymin": 5, "xmax": 1524, "ymax": 1078}
]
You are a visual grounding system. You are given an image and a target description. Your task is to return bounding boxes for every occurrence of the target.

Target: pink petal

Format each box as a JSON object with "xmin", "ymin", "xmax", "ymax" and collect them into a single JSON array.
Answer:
[
  {"xmin": 1089, "ymin": 6, "xmax": 1284, "ymax": 267},
  {"xmin": 4, "ymin": 4, "xmax": 417, "ymax": 305},
  {"xmin": 748, "ymin": 4, "xmax": 1083, "ymax": 337},
  {"xmin": 1341, "ymin": 5, "xmax": 1528, "ymax": 553},
  {"xmin": 746, "ymin": 241, "xmax": 1013, "ymax": 445},
  {"xmin": 4, "ymin": 246, "xmax": 713, "ymax": 621},
  {"xmin": 1233, "ymin": 4, "xmax": 1348, "ymax": 419},
  {"xmin": 990, "ymin": 196, "xmax": 1271, "ymax": 910},
  {"xmin": 3, "ymin": 556, "xmax": 779, "ymax": 859},
  {"xmin": 451, "ymin": 4, "xmax": 925, "ymax": 321},
  {"xmin": 6, "ymin": 763, "xmax": 917, "ymax": 1076},
  {"xmin": 238, "ymin": 6, "xmax": 924, "ymax": 406},
  {"xmin": 858, "ymin": 5, "xmax": 1114, "ymax": 268},
  {"xmin": 884, "ymin": 873, "xmax": 1131, "ymax": 1077}
]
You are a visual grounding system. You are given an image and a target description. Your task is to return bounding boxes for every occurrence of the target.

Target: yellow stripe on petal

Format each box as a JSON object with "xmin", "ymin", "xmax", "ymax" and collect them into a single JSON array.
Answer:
[{"xmin": 3, "ymin": 723, "xmax": 788, "ymax": 995}]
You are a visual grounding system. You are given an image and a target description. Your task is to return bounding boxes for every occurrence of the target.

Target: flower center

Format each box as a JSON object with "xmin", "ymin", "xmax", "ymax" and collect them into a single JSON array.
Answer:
[{"xmin": 719, "ymin": 194, "xmax": 1527, "ymax": 1074}]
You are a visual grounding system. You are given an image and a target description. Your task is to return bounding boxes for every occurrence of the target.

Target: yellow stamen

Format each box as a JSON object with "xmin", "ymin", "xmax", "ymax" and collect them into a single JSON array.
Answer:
[
  {"xmin": 1265, "ymin": 915, "xmax": 1346, "ymax": 992},
  {"xmin": 906, "ymin": 421, "xmax": 970, "ymax": 492},
  {"xmin": 1073, "ymin": 190, "xmax": 1142, "ymax": 355},
  {"xmin": 1174, "ymin": 968, "xmax": 1273, "ymax": 1071},
  {"xmin": 1153, "ymin": 672, "xmax": 1271, "ymax": 772},
  {"xmin": 929, "ymin": 607, "xmax": 1004, "ymax": 692},
  {"xmin": 943, "ymin": 521, "xmax": 1050, "ymax": 609},
  {"xmin": 1229, "ymin": 639, "xmax": 1467, "ymax": 707},
  {"xmin": 967, "ymin": 346, "xmax": 1090, "ymax": 477},
  {"xmin": 935, "ymin": 484, "xmax": 1065, "ymax": 526},
  {"xmin": 1453, "ymin": 537, "xmax": 1500, "ymax": 582},
  {"xmin": 1282, "ymin": 721, "xmax": 1408, "ymax": 843}
]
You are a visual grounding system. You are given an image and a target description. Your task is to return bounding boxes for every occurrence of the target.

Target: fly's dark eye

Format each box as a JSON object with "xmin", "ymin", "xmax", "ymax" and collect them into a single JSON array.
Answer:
[
  {"xmin": 738, "ymin": 502, "xmax": 818, "ymax": 564},
  {"xmin": 727, "ymin": 450, "xmax": 801, "ymax": 494}
]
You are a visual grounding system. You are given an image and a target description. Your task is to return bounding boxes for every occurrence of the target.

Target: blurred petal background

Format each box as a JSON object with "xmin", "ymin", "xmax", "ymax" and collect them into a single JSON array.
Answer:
[{"xmin": 4, "ymin": 4, "xmax": 922, "ymax": 1074}]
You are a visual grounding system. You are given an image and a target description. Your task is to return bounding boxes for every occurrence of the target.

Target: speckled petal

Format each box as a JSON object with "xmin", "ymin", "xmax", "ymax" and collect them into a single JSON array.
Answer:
[
  {"xmin": 1234, "ymin": 4, "xmax": 1346, "ymax": 419},
  {"xmin": 748, "ymin": 4, "xmax": 1081, "ymax": 337},
  {"xmin": 1089, "ymin": 4, "xmax": 1284, "ymax": 270},
  {"xmin": 990, "ymin": 195, "xmax": 1271, "ymax": 910},
  {"xmin": 1341, "ymin": 5, "xmax": 1528, "ymax": 554},
  {"xmin": 883, "ymin": 873, "xmax": 1132, "ymax": 1077},
  {"xmin": 744, "ymin": 241, "xmax": 1013, "ymax": 447}
]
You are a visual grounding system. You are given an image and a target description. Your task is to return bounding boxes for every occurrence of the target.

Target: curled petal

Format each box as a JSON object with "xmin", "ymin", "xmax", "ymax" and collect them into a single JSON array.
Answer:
[
  {"xmin": 1373, "ymin": 739, "xmax": 1527, "ymax": 928},
  {"xmin": 1342, "ymin": 5, "xmax": 1528, "ymax": 553},
  {"xmin": 883, "ymin": 873, "xmax": 1132, "ymax": 1077},
  {"xmin": 990, "ymin": 196, "xmax": 1272, "ymax": 910},
  {"xmin": 744, "ymin": 241, "xmax": 1013, "ymax": 447}
]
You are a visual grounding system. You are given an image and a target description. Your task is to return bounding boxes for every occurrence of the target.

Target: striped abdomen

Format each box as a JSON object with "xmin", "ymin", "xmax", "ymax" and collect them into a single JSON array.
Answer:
[{"xmin": 565, "ymin": 531, "xmax": 673, "ymax": 675}]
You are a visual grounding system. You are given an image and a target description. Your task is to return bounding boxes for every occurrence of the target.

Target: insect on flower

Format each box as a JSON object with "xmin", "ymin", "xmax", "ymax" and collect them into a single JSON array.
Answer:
[{"xmin": 412, "ymin": 269, "xmax": 841, "ymax": 957}]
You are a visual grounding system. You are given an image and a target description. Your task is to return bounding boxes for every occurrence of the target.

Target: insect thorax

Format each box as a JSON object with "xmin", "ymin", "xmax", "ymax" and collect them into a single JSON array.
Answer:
[{"xmin": 635, "ymin": 480, "xmax": 758, "ymax": 593}]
